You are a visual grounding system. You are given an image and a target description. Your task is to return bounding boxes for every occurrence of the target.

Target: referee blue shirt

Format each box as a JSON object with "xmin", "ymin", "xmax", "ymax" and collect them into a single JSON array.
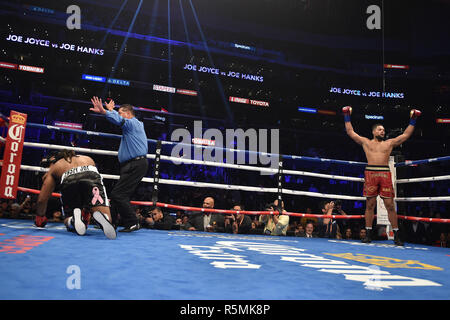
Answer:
[{"xmin": 105, "ymin": 110, "xmax": 148, "ymax": 163}]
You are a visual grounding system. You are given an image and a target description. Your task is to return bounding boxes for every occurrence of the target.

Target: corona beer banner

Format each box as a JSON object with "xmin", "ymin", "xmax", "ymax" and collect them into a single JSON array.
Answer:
[{"xmin": 0, "ymin": 111, "xmax": 27, "ymax": 199}]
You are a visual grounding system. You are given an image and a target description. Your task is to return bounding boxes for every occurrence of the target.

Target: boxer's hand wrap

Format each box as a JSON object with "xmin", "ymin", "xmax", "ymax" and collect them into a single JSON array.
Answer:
[
  {"xmin": 409, "ymin": 109, "xmax": 421, "ymax": 126},
  {"xmin": 35, "ymin": 215, "xmax": 48, "ymax": 227},
  {"xmin": 342, "ymin": 106, "xmax": 352, "ymax": 122}
]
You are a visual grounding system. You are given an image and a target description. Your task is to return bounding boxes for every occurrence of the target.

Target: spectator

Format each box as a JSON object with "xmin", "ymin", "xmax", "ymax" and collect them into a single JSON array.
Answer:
[
  {"xmin": 175, "ymin": 210, "xmax": 184, "ymax": 220},
  {"xmin": 433, "ymin": 232, "xmax": 448, "ymax": 248},
  {"xmin": 250, "ymin": 221, "xmax": 257, "ymax": 230},
  {"xmin": 259, "ymin": 200, "xmax": 289, "ymax": 236},
  {"xmin": 185, "ymin": 197, "xmax": 225, "ymax": 232},
  {"xmin": 359, "ymin": 228, "xmax": 368, "ymax": 241},
  {"xmin": 343, "ymin": 227, "xmax": 353, "ymax": 240},
  {"xmin": 294, "ymin": 224, "xmax": 305, "ymax": 237},
  {"xmin": 224, "ymin": 212, "xmax": 235, "ymax": 233},
  {"xmin": 1, "ymin": 200, "xmax": 8, "ymax": 211},
  {"xmin": 21, "ymin": 196, "xmax": 34, "ymax": 217},
  {"xmin": 224, "ymin": 204, "xmax": 251, "ymax": 234},
  {"xmin": 135, "ymin": 207, "xmax": 144, "ymax": 224},
  {"xmin": 332, "ymin": 200, "xmax": 347, "ymax": 232},
  {"xmin": 142, "ymin": 206, "xmax": 175, "ymax": 230},
  {"xmin": 304, "ymin": 222, "xmax": 317, "ymax": 238},
  {"xmin": 251, "ymin": 215, "xmax": 264, "ymax": 231},
  {"xmin": 231, "ymin": 205, "xmax": 252, "ymax": 234},
  {"xmin": 288, "ymin": 220, "xmax": 298, "ymax": 231},
  {"xmin": 406, "ymin": 220, "xmax": 427, "ymax": 244},
  {"xmin": 318, "ymin": 201, "xmax": 341, "ymax": 239},
  {"xmin": 10, "ymin": 203, "xmax": 21, "ymax": 219},
  {"xmin": 9, "ymin": 196, "xmax": 33, "ymax": 219},
  {"xmin": 181, "ymin": 215, "xmax": 189, "ymax": 225},
  {"xmin": 51, "ymin": 211, "xmax": 64, "ymax": 222}
]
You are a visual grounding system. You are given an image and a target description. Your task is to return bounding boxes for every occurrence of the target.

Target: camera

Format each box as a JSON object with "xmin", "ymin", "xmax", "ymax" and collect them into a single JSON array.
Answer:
[
  {"xmin": 140, "ymin": 208, "xmax": 151, "ymax": 218},
  {"xmin": 332, "ymin": 200, "xmax": 344, "ymax": 215}
]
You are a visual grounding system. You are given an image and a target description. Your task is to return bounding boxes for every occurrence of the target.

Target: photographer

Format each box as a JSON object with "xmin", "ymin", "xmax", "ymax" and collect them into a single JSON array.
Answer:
[
  {"xmin": 318, "ymin": 200, "xmax": 345, "ymax": 239},
  {"xmin": 332, "ymin": 199, "xmax": 348, "ymax": 234},
  {"xmin": 141, "ymin": 206, "xmax": 175, "ymax": 230},
  {"xmin": 259, "ymin": 200, "xmax": 290, "ymax": 236}
]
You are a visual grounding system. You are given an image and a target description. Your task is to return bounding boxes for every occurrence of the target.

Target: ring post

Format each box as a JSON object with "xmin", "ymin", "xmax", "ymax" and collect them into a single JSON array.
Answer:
[{"xmin": 151, "ymin": 140, "xmax": 162, "ymax": 203}]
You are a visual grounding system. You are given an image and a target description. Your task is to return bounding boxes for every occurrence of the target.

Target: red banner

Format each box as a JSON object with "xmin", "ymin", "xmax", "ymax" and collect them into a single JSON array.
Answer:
[
  {"xmin": 0, "ymin": 61, "xmax": 18, "ymax": 70},
  {"xmin": 18, "ymin": 64, "xmax": 44, "ymax": 73},
  {"xmin": 229, "ymin": 96, "xmax": 249, "ymax": 104},
  {"xmin": 0, "ymin": 111, "xmax": 27, "ymax": 199},
  {"xmin": 384, "ymin": 64, "xmax": 409, "ymax": 70},
  {"xmin": 177, "ymin": 89, "xmax": 198, "ymax": 96}
]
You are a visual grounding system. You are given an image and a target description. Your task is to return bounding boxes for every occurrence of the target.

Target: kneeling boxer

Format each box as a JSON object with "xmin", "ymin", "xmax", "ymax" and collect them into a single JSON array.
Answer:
[{"xmin": 34, "ymin": 150, "xmax": 116, "ymax": 240}]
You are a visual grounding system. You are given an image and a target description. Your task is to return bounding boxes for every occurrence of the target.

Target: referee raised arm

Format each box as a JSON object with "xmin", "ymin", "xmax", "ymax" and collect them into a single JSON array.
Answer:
[{"xmin": 90, "ymin": 96, "xmax": 148, "ymax": 232}]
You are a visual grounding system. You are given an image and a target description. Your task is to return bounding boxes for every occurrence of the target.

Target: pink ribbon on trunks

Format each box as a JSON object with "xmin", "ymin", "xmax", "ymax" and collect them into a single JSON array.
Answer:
[{"xmin": 91, "ymin": 187, "xmax": 104, "ymax": 205}]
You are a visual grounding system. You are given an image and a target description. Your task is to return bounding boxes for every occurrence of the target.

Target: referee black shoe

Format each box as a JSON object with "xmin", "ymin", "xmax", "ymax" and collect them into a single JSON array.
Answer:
[{"xmin": 119, "ymin": 223, "xmax": 140, "ymax": 233}]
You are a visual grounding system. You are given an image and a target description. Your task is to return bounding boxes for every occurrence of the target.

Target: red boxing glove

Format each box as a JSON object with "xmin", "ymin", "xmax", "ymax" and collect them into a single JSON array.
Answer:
[
  {"xmin": 35, "ymin": 215, "xmax": 48, "ymax": 227},
  {"xmin": 409, "ymin": 109, "xmax": 421, "ymax": 126},
  {"xmin": 410, "ymin": 109, "xmax": 421, "ymax": 119},
  {"xmin": 342, "ymin": 106, "xmax": 352, "ymax": 122}
]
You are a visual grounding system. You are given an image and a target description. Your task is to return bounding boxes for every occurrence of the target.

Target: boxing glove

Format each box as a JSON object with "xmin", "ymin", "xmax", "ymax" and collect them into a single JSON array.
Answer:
[
  {"xmin": 35, "ymin": 215, "xmax": 48, "ymax": 227},
  {"xmin": 342, "ymin": 106, "xmax": 352, "ymax": 122},
  {"xmin": 409, "ymin": 109, "xmax": 421, "ymax": 126}
]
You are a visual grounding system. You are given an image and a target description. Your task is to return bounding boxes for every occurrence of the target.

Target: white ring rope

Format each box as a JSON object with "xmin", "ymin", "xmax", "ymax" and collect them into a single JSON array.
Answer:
[
  {"xmin": 19, "ymin": 165, "xmax": 366, "ymax": 201},
  {"xmin": 23, "ymin": 141, "xmax": 364, "ymax": 181},
  {"xmin": 395, "ymin": 196, "xmax": 450, "ymax": 202},
  {"xmin": 12, "ymin": 141, "xmax": 449, "ymax": 202},
  {"xmin": 396, "ymin": 175, "xmax": 450, "ymax": 184}
]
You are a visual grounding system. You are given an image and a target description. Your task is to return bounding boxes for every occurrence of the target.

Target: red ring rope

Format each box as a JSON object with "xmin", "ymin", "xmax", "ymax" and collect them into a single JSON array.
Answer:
[{"xmin": 16, "ymin": 186, "xmax": 450, "ymax": 223}]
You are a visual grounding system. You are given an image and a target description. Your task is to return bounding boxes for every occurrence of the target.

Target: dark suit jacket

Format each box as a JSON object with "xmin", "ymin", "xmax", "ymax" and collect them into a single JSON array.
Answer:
[
  {"xmin": 224, "ymin": 215, "xmax": 252, "ymax": 234},
  {"xmin": 406, "ymin": 221, "xmax": 427, "ymax": 244},
  {"xmin": 185, "ymin": 212, "xmax": 225, "ymax": 232},
  {"xmin": 318, "ymin": 219, "xmax": 339, "ymax": 238}
]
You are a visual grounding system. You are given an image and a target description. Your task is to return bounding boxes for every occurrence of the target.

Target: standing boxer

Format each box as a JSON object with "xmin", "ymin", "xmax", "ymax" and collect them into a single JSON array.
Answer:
[{"xmin": 342, "ymin": 106, "xmax": 421, "ymax": 245}]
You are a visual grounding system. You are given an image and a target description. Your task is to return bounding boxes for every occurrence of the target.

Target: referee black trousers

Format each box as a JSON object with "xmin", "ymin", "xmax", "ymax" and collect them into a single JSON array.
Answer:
[{"xmin": 110, "ymin": 157, "xmax": 148, "ymax": 227}]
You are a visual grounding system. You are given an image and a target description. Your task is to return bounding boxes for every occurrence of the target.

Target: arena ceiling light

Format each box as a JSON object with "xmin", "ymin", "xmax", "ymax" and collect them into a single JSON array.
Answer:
[{"xmin": 297, "ymin": 107, "xmax": 317, "ymax": 113}]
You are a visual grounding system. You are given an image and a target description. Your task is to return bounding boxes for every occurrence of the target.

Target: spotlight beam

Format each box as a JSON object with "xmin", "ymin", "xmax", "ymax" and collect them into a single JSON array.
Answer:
[
  {"xmin": 102, "ymin": 0, "xmax": 144, "ymax": 97},
  {"xmin": 179, "ymin": 0, "xmax": 207, "ymax": 125},
  {"xmin": 187, "ymin": 0, "xmax": 234, "ymax": 126}
]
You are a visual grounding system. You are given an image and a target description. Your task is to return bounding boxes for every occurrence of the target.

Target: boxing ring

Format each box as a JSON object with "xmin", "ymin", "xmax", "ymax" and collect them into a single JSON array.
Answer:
[{"xmin": 0, "ymin": 111, "xmax": 449, "ymax": 300}]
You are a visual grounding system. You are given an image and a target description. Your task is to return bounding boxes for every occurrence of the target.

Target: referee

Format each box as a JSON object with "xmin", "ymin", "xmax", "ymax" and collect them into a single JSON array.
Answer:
[{"xmin": 90, "ymin": 96, "xmax": 148, "ymax": 232}]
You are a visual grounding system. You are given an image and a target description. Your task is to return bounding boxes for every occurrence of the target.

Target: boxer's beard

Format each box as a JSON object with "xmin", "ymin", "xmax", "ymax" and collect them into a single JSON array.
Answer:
[{"xmin": 375, "ymin": 135, "xmax": 384, "ymax": 141}]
